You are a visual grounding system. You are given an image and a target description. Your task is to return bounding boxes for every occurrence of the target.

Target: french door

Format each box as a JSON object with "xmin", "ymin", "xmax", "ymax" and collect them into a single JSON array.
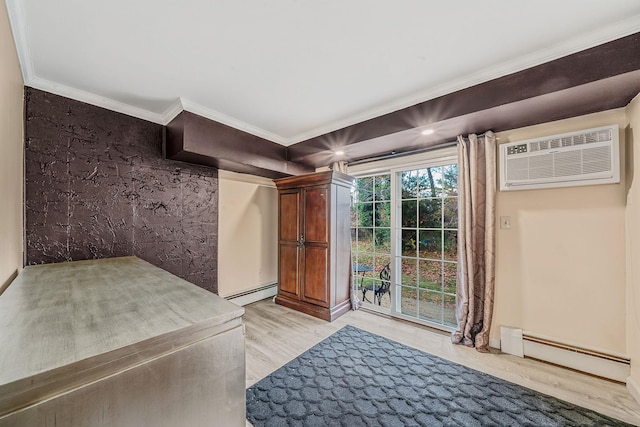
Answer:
[
  {"xmin": 351, "ymin": 157, "xmax": 458, "ymax": 329},
  {"xmin": 351, "ymin": 174, "xmax": 392, "ymax": 310}
]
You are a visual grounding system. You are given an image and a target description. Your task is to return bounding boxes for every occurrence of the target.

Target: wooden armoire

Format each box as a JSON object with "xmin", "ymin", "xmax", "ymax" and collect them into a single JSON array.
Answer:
[{"xmin": 273, "ymin": 170, "xmax": 354, "ymax": 321}]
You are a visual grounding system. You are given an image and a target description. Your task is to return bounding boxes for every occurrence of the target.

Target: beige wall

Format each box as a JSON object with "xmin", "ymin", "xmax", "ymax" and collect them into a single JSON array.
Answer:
[
  {"xmin": 494, "ymin": 109, "xmax": 628, "ymax": 354},
  {"xmin": 626, "ymin": 93, "xmax": 640, "ymax": 385},
  {"xmin": 217, "ymin": 171, "xmax": 278, "ymax": 297},
  {"xmin": 0, "ymin": 3, "xmax": 23, "ymax": 292}
]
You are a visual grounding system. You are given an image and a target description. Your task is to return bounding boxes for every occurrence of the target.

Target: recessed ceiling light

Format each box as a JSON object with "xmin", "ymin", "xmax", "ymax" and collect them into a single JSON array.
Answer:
[
  {"xmin": 421, "ymin": 129, "xmax": 434, "ymax": 135},
  {"xmin": 334, "ymin": 150, "xmax": 345, "ymax": 155}
]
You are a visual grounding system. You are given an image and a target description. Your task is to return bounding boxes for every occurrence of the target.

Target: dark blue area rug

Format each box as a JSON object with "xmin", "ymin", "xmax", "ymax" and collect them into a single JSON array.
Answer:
[{"xmin": 246, "ymin": 325, "xmax": 633, "ymax": 427}]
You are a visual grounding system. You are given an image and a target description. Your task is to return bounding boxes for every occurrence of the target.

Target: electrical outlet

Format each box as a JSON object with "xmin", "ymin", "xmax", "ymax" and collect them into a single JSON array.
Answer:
[{"xmin": 500, "ymin": 216, "xmax": 511, "ymax": 230}]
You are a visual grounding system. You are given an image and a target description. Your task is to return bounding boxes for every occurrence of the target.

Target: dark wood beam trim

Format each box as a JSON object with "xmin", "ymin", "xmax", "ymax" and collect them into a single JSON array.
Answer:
[
  {"xmin": 287, "ymin": 32, "xmax": 640, "ymax": 164},
  {"xmin": 295, "ymin": 69, "xmax": 640, "ymax": 167},
  {"xmin": 166, "ymin": 111, "xmax": 313, "ymax": 178}
]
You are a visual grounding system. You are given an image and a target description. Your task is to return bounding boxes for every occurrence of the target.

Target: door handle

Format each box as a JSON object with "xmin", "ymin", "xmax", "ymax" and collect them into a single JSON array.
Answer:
[{"xmin": 298, "ymin": 234, "xmax": 305, "ymax": 247}]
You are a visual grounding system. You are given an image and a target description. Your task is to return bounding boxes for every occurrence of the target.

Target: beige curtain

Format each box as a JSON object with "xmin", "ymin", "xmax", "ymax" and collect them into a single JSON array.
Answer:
[
  {"xmin": 332, "ymin": 161, "xmax": 362, "ymax": 310},
  {"xmin": 332, "ymin": 161, "xmax": 348, "ymax": 173},
  {"xmin": 452, "ymin": 132, "xmax": 497, "ymax": 352}
]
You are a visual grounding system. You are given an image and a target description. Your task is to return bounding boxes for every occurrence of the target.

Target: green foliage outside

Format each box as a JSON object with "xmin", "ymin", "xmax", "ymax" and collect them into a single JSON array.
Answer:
[
  {"xmin": 352, "ymin": 164, "xmax": 458, "ymax": 258},
  {"xmin": 351, "ymin": 165, "xmax": 459, "ymax": 315},
  {"xmin": 352, "ymin": 240, "xmax": 456, "ymax": 293}
]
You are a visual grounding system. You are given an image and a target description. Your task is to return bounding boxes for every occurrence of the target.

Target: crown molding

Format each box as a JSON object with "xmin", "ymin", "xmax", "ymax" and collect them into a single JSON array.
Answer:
[
  {"xmin": 6, "ymin": 0, "xmax": 640, "ymax": 148},
  {"xmin": 27, "ymin": 77, "xmax": 166, "ymax": 124},
  {"xmin": 283, "ymin": 14, "xmax": 640, "ymax": 145},
  {"xmin": 5, "ymin": 0, "xmax": 33, "ymax": 82},
  {"xmin": 6, "ymin": 0, "xmax": 170, "ymax": 125},
  {"xmin": 159, "ymin": 98, "xmax": 184, "ymax": 125},
  {"xmin": 179, "ymin": 99, "xmax": 287, "ymax": 145}
]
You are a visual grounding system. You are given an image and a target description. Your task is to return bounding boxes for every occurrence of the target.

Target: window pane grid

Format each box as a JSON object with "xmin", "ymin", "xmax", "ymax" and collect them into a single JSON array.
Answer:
[
  {"xmin": 352, "ymin": 173, "xmax": 392, "ymax": 309},
  {"xmin": 397, "ymin": 163, "xmax": 458, "ymax": 327}
]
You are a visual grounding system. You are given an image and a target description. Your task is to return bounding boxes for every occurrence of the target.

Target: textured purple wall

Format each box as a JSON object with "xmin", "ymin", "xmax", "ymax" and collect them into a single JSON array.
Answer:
[{"xmin": 24, "ymin": 88, "xmax": 218, "ymax": 293}]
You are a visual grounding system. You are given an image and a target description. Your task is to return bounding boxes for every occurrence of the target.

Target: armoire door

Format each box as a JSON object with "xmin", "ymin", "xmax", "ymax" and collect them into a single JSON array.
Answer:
[
  {"xmin": 301, "ymin": 185, "xmax": 329, "ymax": 306},
  {"xmin": 274, "ymin": 170, "xmax": 355, "ymax": 322},
  {"xmin": 278, "ymin": 190, "xmax": 301, "ymax": 298}
]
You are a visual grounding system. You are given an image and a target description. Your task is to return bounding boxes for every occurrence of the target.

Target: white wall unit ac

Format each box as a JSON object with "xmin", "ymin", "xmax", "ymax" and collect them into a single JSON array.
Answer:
[{"xmin": 499, "ymin": 125, "xmax": 620, "ymax": 191}]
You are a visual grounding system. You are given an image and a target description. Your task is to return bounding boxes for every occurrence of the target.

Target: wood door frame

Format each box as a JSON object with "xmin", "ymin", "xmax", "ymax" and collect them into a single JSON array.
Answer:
[
  {"xmin": 300, "ymin": 184, "xmax": 330, "ymax": 307},
  {"xmin": 277, "ymin": 189, "xmax": 302, "ymax": 299}
]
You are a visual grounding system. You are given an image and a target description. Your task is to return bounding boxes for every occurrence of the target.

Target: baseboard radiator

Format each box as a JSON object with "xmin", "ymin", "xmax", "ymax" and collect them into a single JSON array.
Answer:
[
  {"xmin": 222, "ymin": 282, "xmax": 278, "ymax": 306},
  {"xmin": 500, "ymin": 327, "xmax": 630, "ymax": 382}
]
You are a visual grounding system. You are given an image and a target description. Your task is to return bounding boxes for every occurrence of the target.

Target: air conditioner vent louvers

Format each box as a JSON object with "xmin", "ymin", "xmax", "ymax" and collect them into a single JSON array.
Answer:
[
  {"xmin": 582, "ymin": 146, "xmax": 611, "ymax": 174},
  {"xmin": 524, "ymin": 128, "xmax": 612, "ymax": 154},
  {"xmin": 500, "ymin": 125, "xmax": 619, "ymax": 191}
]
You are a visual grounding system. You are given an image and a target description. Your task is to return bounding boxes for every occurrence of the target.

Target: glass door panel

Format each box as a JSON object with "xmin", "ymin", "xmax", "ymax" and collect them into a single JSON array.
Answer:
[
  {"xmin": 351, "ymin": 161, "xmax": 457, "ymax": 327},
  {"xmin": 352, "ymin": 174, "xmax": 392, "ymax": 310},
  {"xmin": 393, "ymin": 163, "xmax": 458, "ymax": 328}
]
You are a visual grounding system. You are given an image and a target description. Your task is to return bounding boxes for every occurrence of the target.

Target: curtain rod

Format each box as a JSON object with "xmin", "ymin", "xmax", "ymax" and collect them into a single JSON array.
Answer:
[
  {"xmin": 345, "ymin": 131, "xmax": 494, "ymax": 167},
  {"xmin": 346, "ymin": 141, "xmax": 457, "ymax": 167}
]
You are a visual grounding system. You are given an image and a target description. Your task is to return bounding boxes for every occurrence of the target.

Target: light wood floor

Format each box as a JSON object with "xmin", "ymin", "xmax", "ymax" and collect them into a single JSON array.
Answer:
[{"xmin": 244, "ymin": 299, "xmax": 640, "ymax": 425}]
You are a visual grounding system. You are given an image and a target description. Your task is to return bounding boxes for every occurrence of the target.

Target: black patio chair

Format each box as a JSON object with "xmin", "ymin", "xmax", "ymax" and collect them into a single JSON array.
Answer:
[{"xmin": 362, "ymin": 263, "xmax": 391, "ymax": 305}]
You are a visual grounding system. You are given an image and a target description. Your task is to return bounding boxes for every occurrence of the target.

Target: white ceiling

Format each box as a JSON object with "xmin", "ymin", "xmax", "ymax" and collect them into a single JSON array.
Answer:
[{"xmin": 7, "ymin": 0, "xmax": 640, "ymax": 146}]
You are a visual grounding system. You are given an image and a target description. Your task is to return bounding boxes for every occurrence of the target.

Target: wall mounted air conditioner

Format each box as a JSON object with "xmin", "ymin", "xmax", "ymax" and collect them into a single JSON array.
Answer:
[{"xmin": 499, "ymin": 125, "xmax": 620, "ymax": 191}]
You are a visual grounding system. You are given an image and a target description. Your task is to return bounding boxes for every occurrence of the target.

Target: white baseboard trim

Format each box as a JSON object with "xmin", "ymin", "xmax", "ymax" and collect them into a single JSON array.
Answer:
[
  {"xmin": 627, "ymin": 376, "xmax": 640, "ymax": 405},
  {"xmin": 494, "ymin": 325, "xmax": 630, "ymax": 382},
  {"xmin": 523, "ymin": 338, "xmax": 630, "ymax": 383},
  {"xmin": 223, "ymin": 283, "xmax": 278, "ymax": 307}
]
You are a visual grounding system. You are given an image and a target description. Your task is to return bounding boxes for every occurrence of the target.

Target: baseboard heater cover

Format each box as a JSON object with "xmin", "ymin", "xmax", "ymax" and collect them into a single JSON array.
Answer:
[
  {"xmin": 498, "ymin": 326, "xmax": 630, "ymax": 383},
  {"xmin": 223, "ymin": 283, "xmax": 278, "ymax": 306},
  {"xmin": 522, "ymin": 332, "xmax": 630, "ymax": 383}
]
